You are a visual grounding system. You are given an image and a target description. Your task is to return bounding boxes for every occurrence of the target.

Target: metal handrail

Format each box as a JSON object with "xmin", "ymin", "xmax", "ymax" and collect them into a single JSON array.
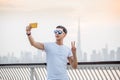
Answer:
[
  {"xmin": 0, "ymin": 61, "xmax": 120, "ymax": 80},
  {"xmin": 1, "ymin": 61, "xmax": 120, "ymax": 66}
]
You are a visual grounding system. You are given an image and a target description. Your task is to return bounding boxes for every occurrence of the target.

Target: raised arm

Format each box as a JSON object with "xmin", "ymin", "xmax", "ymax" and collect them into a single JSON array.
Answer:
[{"xmin": 26, "ymin": 25, "xmax": 44, "ymax": 50}]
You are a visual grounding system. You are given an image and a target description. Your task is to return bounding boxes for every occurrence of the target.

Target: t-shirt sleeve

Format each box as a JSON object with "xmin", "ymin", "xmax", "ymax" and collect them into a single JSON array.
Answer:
[{"xmin": 43, "ymin": 42, "xmax": 49, "ymax": 52}]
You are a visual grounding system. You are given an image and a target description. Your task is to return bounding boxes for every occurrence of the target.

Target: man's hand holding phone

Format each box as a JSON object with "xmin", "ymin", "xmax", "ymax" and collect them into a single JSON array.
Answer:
[{"xmin": 26, "ymin": 22, "xmax": 37, "ymax": 36}]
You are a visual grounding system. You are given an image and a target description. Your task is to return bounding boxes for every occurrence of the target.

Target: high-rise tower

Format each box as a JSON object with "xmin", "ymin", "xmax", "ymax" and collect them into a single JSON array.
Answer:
[{"xmin": 77, "ymin": 19, "xmax": 82, "ymax": 62}]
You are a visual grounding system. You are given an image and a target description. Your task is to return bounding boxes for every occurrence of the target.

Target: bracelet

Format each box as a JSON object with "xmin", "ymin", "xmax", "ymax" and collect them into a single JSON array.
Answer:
[{"xmin": 26, "ymin": 32, "xmax": 31, "ymax": 36}]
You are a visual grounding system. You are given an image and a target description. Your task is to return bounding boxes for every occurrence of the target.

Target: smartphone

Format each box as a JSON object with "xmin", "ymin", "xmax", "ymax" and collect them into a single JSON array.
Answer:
[{"xmin": 29, "ymin": 23, "xmax": 37, "ymax": 28}]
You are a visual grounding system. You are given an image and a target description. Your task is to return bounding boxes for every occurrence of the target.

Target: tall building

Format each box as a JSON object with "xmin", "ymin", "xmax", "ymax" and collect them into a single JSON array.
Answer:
[
  {"xmin": 90, "ymin": 50, "xmax": 98, "ymax": 61},
  {"xmin": 77, "ymin": 19, "xmax": 82, "ymax": 62},
  {"xmin": 110, "ymin": 50, "xmax": 115, "ymax": 61},
  {"xmin": 101, "ymin": 44, "xmax": 109, "ymax": 61},
  {"xmin": 116, "ymin": 47, "xmax": 120, "ymax": 60},
  {"xmin": 83, "ymin": 52, "xmax": 87, "ymax": 62},
  {"xmin": 20, "ymin": 51, "xmax": 33, "ymax": 63}
]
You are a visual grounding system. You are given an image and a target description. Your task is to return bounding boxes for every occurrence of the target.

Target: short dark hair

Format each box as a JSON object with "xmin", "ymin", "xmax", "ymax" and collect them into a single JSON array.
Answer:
[{"xmin": 56, "ymin": 25, "xmax": 67, "ymax": 34}]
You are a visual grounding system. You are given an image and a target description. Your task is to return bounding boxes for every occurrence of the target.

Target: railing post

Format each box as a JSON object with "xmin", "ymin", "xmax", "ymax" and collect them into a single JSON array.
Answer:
[{"xmin": 30, "ymin": 67, "xmax": 34, "ymax": 80}]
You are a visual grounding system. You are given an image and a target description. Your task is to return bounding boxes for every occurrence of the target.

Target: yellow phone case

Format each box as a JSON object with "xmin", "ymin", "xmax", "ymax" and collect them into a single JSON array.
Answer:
[{"xmin": 29, "ymin": 23, "xmax": 37, "ymax": 28}]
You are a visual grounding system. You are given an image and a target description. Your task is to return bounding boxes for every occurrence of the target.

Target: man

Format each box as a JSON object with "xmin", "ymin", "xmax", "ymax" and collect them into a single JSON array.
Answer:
[{"xmin": 26, "ymin": 25, "xmax": 78, "ymax": 80}]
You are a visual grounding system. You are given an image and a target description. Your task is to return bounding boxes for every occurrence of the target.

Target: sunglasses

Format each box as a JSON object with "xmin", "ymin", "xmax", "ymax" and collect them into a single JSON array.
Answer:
[{"xmin": 54, "ymin": 30, "xmax": 64, "ymax": 35}]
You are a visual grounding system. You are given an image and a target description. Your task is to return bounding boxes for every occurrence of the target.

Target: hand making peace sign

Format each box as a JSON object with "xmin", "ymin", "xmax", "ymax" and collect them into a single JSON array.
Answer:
[{"xmin": 71, "ymin": 41, "xmax": 76, "ymax": 54}]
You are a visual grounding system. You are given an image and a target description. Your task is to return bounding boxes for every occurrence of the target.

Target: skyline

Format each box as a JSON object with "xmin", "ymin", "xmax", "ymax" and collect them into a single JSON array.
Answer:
[
  {"xmin": 0, "ymin": 44, "xmax": 120, "ymax": 64},
  {"xmin": 0, "ymin": 0, "xmax": 120, "ymax": 57}
]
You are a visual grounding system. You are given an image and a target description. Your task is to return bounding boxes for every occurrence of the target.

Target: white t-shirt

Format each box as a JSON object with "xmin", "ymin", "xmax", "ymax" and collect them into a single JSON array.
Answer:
[{"xmin": 44, "ymin": 42, "xmax": 73, "ymax": 80}]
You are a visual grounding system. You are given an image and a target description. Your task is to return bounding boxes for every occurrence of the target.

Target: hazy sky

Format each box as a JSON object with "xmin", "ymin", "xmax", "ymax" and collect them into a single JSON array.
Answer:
[{"xmin": 0, "ymin": 0, "xmax": 120, "ymax": 56}]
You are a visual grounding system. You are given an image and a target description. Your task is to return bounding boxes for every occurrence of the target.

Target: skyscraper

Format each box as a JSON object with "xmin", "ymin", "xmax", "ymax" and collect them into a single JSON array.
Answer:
[
  {"xmin": 116, "ymin": 47, "xmax": 120, "ymax": 60},
  {"xmin": 77, "ymin": 18, "xmax": 82, "ymax": 62},
  {"xmin": 101, "ymin": 44, "xmax": 109, "ymax": 61}
]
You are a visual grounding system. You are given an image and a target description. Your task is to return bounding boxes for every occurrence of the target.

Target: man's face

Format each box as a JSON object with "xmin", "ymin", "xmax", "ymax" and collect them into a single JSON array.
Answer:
[{"xmin": 54, "ymin": 28, "xmax": 66, "ymax": 40}]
